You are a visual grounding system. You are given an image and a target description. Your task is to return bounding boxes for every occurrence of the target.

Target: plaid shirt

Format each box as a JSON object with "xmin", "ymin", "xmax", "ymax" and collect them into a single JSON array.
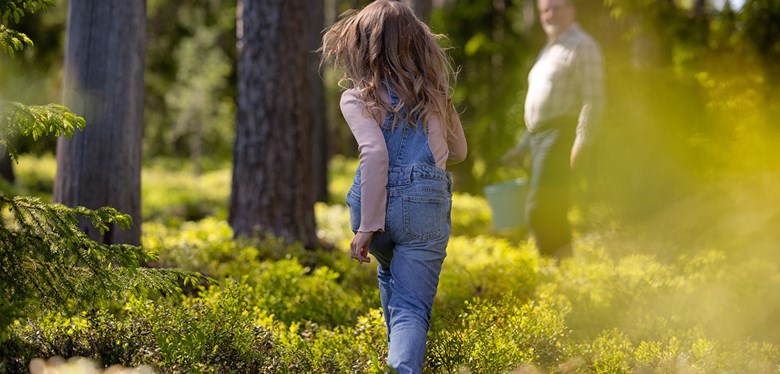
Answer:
[{"xmin": 524, "ymin": 23, "xmax": 604, "ymax": 146}]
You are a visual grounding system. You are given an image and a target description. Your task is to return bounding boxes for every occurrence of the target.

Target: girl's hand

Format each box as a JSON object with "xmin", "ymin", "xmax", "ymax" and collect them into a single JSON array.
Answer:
[{"xmin": 350, "ymin": 231, "xmax": 373, "ymax": 264}]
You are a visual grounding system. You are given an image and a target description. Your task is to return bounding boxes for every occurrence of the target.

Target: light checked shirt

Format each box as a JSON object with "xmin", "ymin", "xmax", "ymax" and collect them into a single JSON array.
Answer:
[{"xmin": 524, "ymin": 23, "xmax": 604, "ymax": 146}]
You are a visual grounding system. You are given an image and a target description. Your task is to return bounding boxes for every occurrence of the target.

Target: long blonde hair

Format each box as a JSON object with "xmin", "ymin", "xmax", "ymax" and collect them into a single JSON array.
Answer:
[{"xmin": 321, "ymin": 0, "xmax": 458, "ymax": 131}]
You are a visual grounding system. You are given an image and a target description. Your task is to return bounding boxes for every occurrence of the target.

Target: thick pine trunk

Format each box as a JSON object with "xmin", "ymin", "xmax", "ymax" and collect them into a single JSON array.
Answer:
[
  {"xmin": 231, "ymin": 0, "xmax": 317, "ymax": 248},
  {"xmin": 55, "ymin": 0, "xmax": 145, "ymax": 245},
  {"xmin": 309, "ymin": 0, "xmax": 329, "ymax": 203}
]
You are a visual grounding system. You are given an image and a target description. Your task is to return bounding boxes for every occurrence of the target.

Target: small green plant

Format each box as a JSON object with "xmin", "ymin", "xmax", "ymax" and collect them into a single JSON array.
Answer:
[{"xmin": 428, "ymin": 295, "xmax": 571, "ymax": 373}]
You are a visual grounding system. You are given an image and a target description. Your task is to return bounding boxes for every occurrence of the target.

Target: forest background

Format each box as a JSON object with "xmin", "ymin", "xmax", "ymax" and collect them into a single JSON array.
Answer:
[{"xmin": 1, "ymin": 0, "xmax": 779, "ymax": 372}]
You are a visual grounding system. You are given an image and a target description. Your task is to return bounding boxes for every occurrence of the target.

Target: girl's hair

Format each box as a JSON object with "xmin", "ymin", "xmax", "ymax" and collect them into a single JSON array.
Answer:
[{"xmin": 321, "ymin": 0, "xmax": 457, "ymax": 131}]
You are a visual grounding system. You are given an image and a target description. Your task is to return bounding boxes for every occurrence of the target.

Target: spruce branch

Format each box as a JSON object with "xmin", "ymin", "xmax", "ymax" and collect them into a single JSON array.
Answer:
[
  {"xmin": 0, "ymin": 102, "xmax": 86, "ymax": 160},
  {"xmin": 0, "ymin": 0, "xmax": 55, "ymax": 24},
  {"xmin": 0, "ymin": 195, "xmax": 204, "ymax": 324},
  {"xmin": 0, "ymin": 25, "xmax": 32, "ymax": 55}
]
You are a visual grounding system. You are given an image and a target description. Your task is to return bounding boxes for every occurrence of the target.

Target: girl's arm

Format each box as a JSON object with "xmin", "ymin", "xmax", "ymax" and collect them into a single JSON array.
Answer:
[{"xmin": 340, "ymin": 89, "xmax": 389, "ymax": 233}]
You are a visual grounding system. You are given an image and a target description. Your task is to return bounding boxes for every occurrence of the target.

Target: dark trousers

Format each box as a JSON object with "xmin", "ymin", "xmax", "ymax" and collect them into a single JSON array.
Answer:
[{"xmin": 525, "ymin": 117, "xmax": 576, "ymax": 258}]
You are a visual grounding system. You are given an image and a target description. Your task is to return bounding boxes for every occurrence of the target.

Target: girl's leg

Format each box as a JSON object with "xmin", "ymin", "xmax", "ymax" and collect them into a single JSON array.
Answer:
[{"xmin": 384, "ymin": 234, "xmax": 448, "ymax": 373}]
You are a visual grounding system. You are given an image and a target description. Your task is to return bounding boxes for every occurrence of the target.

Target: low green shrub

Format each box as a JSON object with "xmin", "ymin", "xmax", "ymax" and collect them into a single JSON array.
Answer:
[
  {"xmin": 581, "ymin": 329, "xmax": 635, "ymax": 373},
  {"xmin": 428, "ymin": 295, "xmax": 571, "ymax": 373},
  {"xmin": 269, "ymin": 308, "xmax": 388, "ymax": 373},
  {"xmin": 7, "ymin": 283, "xmax": 388, "ymax": 373},
  {"xmin": 573, "ymin": 330, "xmax": 780, "ymax": 373},
  {"xmin": 8, "ymin": 309, "xmax": 157, "ymax": 370},
  {"xmin": 436, "ymin": 235, "xmax": 539, "ymax": 319},
  {"xmin": 8, "ymin": 155, "xmax": 780, "ymax": 373},
  {"xmin": 144, "ymin": 217, "xmax": 373, "ymax": 328},
  {"xmin": 450, "ymin": 192, "xmax": 493, "ymax": 237},
  {"xmin": 131, "ymin": 285, "xmax": 277, "ymax": 373},
  {"xmin": 547, "ymin": 245, "xmax": 682, "ymax": 340},
  {"xmin": 141, "ymin": 163, "xmax": 230, "ymax": 223},
  {"xmin": 8, "ymin": 285, "xmax": 278, "ymax": 373},
  {"xmin": 546, "ymin": 245, "xmax": 780, "ymax": 345},
  {"xmin": 244, "ymin": 258, "xmax": 366, "ymax": 327},
  {"xmin": 142, "ymin": 217, "xmax": 240, "ymax": 275}
]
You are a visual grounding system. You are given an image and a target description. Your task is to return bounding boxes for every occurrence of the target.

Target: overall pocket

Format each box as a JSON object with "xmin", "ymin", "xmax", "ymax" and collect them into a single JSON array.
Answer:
[
  {"xmin": 402, "ymin": 195, "xmax": 449, "ymax": 240},
  {"xmin": 346, "ymin": 188, "xmax": 361, "ymax": 233}
]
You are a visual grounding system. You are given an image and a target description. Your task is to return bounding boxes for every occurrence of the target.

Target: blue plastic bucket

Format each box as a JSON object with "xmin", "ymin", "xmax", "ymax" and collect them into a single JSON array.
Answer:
[{"xmin": 483, "ymin": 178, "xmax": 527, "ymax": 230}]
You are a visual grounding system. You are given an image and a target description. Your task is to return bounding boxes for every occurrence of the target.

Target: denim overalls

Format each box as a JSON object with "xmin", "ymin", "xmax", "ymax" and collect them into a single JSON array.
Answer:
[{"xmin": 346, "ymin": 90, "xmax": 453, "ymax": 374}]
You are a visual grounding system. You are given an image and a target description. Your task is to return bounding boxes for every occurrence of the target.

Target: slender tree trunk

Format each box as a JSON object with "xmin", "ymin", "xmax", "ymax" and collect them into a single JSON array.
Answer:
[
  {"xmin": 55, "ymin": 0, "xmax": 145, "ymax": 246},
  {"xmin": 230, "ymin": 0, "xmax": 317, "ymax": 248},
  {"xmin": 309, "ymin": 0, "xmax": 329, "ymax": 202},
  {"xmin": 0, "ymin": 146, "xmax": 13, "ymax": 184}
]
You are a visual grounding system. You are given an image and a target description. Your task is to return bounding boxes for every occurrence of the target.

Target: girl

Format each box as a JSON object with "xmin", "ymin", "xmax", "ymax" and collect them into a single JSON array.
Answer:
[{"xmin": 321, "ymin": 1, "xmax": 467, "ymax": 373}]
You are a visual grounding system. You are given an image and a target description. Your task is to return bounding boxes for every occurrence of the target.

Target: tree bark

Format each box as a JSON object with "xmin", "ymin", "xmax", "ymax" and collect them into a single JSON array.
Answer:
[
  {"xmin": 309, "ymin": 0, "xmax": 329, "ymax": 202},
  {"xmin": 231, "ymin": 0, "xmax": 317, "ymax": 248},
  {"xmin": 0, "ymin": 146, "xmax": 13, "ymax": 184},
  {"xmin": 55, "ymin": 0, "xmax": 145, "ymax": 246}
]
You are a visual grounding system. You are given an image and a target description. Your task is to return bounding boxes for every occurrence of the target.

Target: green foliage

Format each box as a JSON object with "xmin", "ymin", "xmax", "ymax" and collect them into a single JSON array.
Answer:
[
  {"xmin": 143, "ymin": 217, "xmax": 238, "ymax": 273},
  {"xmin": 270, "ymin": 308, "xmax": 388, "ymax": 373},
  {"xmin": 6, "ymin": 179, "xmax": 780, "ymax": 372},
  {"xmin": 144, "ymin": 0, "xmax": 236, "ymax": 162},
  {"xmin": 141, "ymin": 161, "xmax": 230, "ymax": 223},
  {"xmin": 436, "ymin": 235, "xmax": 538, "ymax": 317},
  {"xmin": 428, "ymin": 295, "xmax": 571, "ymax": 373},
  {"xmin": 246, "ymin": 258, "xmax": 364, "ymax": 327},
  {"xmin": 126, "ymin": 285, "xmax": 276, "ymax": 372},
  {"xmin": 450, "ymin": 192, "xmax": 493, "ymax": 237},
  {"xmin": 0, "ymin": 0, "xmax": 54, "ymax": 23},
  {"xmin": 545, "ymin": 245, "xmax": 780, "ymax": 347},
  {"xmin": 5, "ymin": 287, "xmax": 388, "ymax": 373},
  {"xmin": 143, "ymin": 217, "xmax": 369, "ymax": 328},
  {"xmin": 6, "ymin": 286, "xmax": 277, "ymax": 373},
  {"xmin": 0, "ymin": 195, "xmax": 199, "ymax": 341},
  {"xmin": 584, "ymin": 329, "xmax": 634, "ymax": 373},
  {"xmin": 0, "ymin": 0, "xmax": 53, "ymax": 57},
  {"xmin": 0, "ymin": 24, "xmax": 32, "ymax": 56},
  {"xmin": 162, "ymin": 22, "xmax": 234, "ymax": 167},
  {"xmin": 0, "ymin": 102, "xmax": 85, "ymax": 159},
  {"xmin": 6, "ymin": 149, "xmax": 780, "ymax": 373}
]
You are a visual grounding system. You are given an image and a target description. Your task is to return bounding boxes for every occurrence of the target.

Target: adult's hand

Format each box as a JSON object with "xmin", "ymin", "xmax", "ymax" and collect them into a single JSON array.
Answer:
[
  {"xmin": 501, "ymin": 146, "xmax": 527, "ymax": 166},
  {"xmin": 502, "ymin": 133, "xmax": 531, "ymax": 167},
  {"xmin": 350, "ymin": 231, "xmax": 373, "ymax": 264}
]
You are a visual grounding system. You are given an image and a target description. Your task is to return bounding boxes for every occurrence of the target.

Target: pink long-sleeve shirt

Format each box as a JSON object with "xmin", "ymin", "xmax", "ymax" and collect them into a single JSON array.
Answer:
[{"xmin": 340, "ymin": 88, "xmax": 467, "ymax": 232}]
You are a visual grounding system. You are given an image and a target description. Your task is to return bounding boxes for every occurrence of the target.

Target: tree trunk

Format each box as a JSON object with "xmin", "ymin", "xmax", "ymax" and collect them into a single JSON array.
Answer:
[
  {"xmin": 231, "ymin": 0, "xmax": 317, "ymax": 248},
  {"xmin": 55, "ymin": 0, "xmax": 145, "ymax": 246},
  {"xmin": 309, "ymin": 0, "xmax": 329, "ymax": 202},
  {"xmin": 0, "ymin": 146, "xmax": 13, "ymax": 184}
]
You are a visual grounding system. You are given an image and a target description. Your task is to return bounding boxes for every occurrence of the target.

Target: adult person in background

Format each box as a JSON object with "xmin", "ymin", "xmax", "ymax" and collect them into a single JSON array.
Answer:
[{"xmin": 503, "ymin": 0, "xmax": 604, "ymax": 260}]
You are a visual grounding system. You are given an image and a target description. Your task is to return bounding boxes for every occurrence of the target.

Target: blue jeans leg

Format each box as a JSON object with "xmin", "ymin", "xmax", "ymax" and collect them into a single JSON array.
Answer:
[{"xmin": 384, "ymin": 235, "xmax": 448, "ymax": 374}]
